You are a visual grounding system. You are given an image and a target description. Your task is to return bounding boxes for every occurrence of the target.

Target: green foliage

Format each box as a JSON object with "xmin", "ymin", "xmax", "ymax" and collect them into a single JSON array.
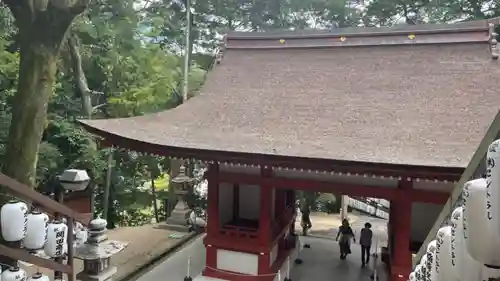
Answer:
[{"xmin": 0, "ymin": 0, "xmax": 498, "ymax": 226}]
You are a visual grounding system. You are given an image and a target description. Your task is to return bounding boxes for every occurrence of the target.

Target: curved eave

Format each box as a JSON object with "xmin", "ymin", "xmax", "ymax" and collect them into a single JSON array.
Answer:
[{"xmin": 79, "ymin": 120, "xmax": 464, "ymax": 182}]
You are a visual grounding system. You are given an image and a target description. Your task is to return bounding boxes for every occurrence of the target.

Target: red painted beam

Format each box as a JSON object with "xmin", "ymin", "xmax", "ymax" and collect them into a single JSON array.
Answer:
[{"xmin": 218, "ymin": 172, "xmax": 448, "ymax": 204}]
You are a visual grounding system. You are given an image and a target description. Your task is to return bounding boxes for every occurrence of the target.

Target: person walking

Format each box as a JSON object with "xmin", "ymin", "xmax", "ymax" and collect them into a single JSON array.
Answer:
[
  {"xmin": 336, "ymin": 219, "xmax": 355, "ymax": 259},
  {"xmin": 300, "ymin": 204, "xmax": 312, "ymax": 236},
  {"xmin": 360, "ymin": 222, "xmax": 373, "ymax": 267}
]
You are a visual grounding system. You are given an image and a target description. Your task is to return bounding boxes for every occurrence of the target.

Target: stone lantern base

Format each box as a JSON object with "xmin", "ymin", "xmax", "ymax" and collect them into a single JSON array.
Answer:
[
  {"xmin": 165, "ymin": 195, "xmax": 190, "ymax": 232},
  {"xmin": 76, "ymin": 266, "xmax": 117, "ymax": 281}
]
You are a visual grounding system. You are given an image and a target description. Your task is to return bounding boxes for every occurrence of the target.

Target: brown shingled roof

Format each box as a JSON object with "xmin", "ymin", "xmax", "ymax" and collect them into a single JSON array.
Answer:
[{"xmin": 80, "ymin": 20, "xmax": 500, "ymax": 173}]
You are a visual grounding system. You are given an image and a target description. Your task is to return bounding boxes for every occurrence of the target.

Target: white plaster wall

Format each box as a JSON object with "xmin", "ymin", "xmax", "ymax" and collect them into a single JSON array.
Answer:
[
  {"xmin": 272, "ymin": 237, "xmax": 301, "ymax": 281},
  {"xmin": 219, "ymin": 183, "xmax": 234, "ymax": 225},
  {"xmin": 411, "ymin": 202, "xmax": 444, "ymax": 242},
  {"xmin": 239, "ymin": 185, "xmax": 260, "ymax": 220},
  {"xmin": 216, "ymin": 249, "xmax": 258, "ymax": 275}
]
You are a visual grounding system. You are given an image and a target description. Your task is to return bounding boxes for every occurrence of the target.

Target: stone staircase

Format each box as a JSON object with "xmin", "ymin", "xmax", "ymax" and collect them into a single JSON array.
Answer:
[{"xmin": 347, "ymin": 196, "xmax": 389, "ymax": 220}]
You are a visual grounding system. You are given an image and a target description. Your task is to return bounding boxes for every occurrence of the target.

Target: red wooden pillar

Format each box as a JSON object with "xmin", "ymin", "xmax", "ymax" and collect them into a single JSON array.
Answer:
[
  {"xmin": 258, "ymin": 166, "xmax": 273, "ymax": 275},
  {"xmin": 205, "ymin": 163, "xmax": 220, "ymax": 272},
  {"xmin": 390, "ymin": 179, "xmax": 413, "ymax": 281}
]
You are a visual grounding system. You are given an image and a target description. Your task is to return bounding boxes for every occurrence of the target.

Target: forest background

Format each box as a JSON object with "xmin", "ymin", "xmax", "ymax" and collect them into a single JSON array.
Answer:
[{"xmin": 0, "ymin": 0, "xmax": 496, "ymax": 227}]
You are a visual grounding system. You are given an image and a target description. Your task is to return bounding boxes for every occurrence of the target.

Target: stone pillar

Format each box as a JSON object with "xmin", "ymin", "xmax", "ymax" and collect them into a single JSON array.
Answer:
[{"xmin": 75, "ymin": 218, "xmax": 128, "ymax": 281}]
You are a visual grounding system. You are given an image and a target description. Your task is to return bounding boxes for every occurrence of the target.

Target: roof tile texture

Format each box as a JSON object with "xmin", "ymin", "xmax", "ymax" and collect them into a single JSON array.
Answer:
[{"xmin": 82, "ymin": 43, "xmax": 499, "ymax": 167}]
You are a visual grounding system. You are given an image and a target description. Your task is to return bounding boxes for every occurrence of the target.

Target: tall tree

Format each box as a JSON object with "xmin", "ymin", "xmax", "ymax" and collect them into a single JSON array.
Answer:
[{"xmin": 1, "ymin": 0, "xmax": 91, "ymax": 186}]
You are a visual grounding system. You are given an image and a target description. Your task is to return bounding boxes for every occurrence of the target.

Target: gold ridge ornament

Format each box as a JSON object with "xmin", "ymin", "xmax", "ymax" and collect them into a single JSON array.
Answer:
[
  {"xmin": 279, "ymin": 39, "xmax": 285, "ymax": 44},
  {"xmin": 408, "ymin": 34, "xmax": 416, "ymax": 40},
  {"xmin": 340, "ymin": 36, "xmax": 346, "ymax": 42}
]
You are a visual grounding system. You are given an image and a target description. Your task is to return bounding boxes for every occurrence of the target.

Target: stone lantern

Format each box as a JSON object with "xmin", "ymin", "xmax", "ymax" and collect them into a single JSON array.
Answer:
[
  {"xmin": 165, "ymin": 165, "xmax": 194, "ymax": 232},
  {"xmin": 74, "ymin": 218, "xmax": 129, "ymax": 281}
]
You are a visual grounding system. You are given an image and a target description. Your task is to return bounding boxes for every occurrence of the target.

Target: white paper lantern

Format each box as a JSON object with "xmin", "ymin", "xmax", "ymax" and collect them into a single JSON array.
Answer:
[
  {"xmin": 414, "ymin": 265, "xmax": 423, "ymax": 281},
  {"xmin": 486, "ymin": 139, "xmax": 500, "ymax": 234},
  {"xmin": 419, "ymin": 254, "xmax": 427, "ymax": 280},
  {"xmin": 27, "ymin": 272, "xmax": 49, "ymax": 281},
  {"xmin": 463, "ymin": 178, "xmax": 500, "ymax": 267},
  {"xmin": 436, "ymin": 226, "xmax": 454, "ymax": 281},
  {"xmin": 481, "ymin": 266, "xmax": 500, "ymax": 280},
  {"xmin": 450, "ymin": 206, "xmax": 482, "ymax": 281},
  {"xmin": 0, "ymin": 200, "xmax": 28, "ymax": 242},
  {"xmin": 23, "ymin": 210, "xmax": 49, "ymax": 250},
  {"xmin": 425, "ymin": 240, "xmax": 438, "ymax": 281},
  {"xmin": 44, "ymin": 220, "xmax": 68, "ymax": 258},
  {"xmin": 1, "ymin": 267, "xmax": 26, "ymax": 281}
]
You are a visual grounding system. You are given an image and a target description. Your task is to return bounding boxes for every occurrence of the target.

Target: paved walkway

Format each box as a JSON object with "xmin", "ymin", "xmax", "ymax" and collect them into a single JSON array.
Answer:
[
  {"xmin": 134, "ymin": 235, "xmax": 206, "ymax": 281},
  {"xmin": 22, "ymin": 224, "xmax": 197, "ymax": 280},
  {"xmin": 304, "ymin": 212, "xmax": 388, "ymax": 246},
  {"xmin": 133, "ymin": 235, "xmax": 388, "ymax": 281},
  {"xmin": 293, "ymin": 236, "xmax": 388, "ymax": 281}
]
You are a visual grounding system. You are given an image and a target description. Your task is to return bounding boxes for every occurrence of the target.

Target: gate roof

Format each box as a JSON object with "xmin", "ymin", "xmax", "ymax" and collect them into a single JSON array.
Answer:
[{"xmin": 79, "ymin": 20, "xmax": 500, "ymax": 175}]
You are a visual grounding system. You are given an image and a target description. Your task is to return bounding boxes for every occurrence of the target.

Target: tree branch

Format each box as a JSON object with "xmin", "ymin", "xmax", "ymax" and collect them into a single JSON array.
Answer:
[
  {"xmin": 67, "ymin": 33, "xmax": 104, "ymax": 118},
  {"xmin": 49, "ymin": 0, "xmax": 90, "ymax": 15},
  {"xmin": 1, "ymin": 0, "xmax": 25, "ymax": 21}
]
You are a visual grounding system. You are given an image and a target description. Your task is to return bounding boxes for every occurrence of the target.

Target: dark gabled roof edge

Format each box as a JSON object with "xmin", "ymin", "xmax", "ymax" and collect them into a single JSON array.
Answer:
[
  {"xmin": 227, "ymin": 19, "xmax": 498, "ymax": 40},
  {"xmin": 223, "ymin": 18, "xmax": 500, "ymax": 50}
]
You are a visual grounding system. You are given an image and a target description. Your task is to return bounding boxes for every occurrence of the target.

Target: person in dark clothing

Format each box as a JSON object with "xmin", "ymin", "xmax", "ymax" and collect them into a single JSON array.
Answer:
[
  {"xmin": 360, "ymin": 222, "xmax": 373, "ymax": 267},
  {"xmin": 336, "ymin": 219, "xmax": 355, "ymax": 259},
  {"xmin": 301, "ymin": 205, "xmax": 312, "ymax": 235}
]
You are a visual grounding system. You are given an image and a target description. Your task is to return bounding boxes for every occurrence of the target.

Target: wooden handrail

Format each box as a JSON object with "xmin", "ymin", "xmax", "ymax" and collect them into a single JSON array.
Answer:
[
  {"xmin": 0, "ymin": 245, "xmax": 72, "ymax": 273},
  {"xmin": 0, "ymin": 173, "xmax": 91, "ymax": 225},
  {"xmin": 0, "ymin": 173, "xmax": 90, "ymax": 277}
]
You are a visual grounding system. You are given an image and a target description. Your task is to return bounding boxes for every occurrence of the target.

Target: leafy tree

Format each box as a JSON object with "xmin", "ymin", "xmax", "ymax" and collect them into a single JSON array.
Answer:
[{"xmin": 0, "ymin": 0, "xmax": 92, "ymax": 186}]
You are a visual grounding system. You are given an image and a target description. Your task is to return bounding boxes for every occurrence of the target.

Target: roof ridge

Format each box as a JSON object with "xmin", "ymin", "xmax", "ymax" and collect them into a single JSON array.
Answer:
[
  {"xmin": 227, "ymin": 19, "xmax": 499, "ymax": 40},
  {"xmin": 223, "ymin": 20, "xmax": 499, "ymax": 50}
]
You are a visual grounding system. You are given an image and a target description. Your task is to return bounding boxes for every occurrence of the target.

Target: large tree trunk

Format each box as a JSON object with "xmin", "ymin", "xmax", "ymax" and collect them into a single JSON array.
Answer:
[
  {"xmin": 0, "ymin": 26, "xmax": 66, "ymax": 269},
  {"xmin": 0, "ymin": 0, "xmax": 90, "ymax": 269},
  {"xmin": 2, "ymin": 37, "xmax": 60, "ymax": 186},
  {"xmin": 1, "ymin": 1, "xmax": 91, "ymax": 186}
]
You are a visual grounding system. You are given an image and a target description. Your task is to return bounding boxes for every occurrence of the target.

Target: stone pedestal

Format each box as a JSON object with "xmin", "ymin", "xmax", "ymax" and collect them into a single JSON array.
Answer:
[
  {"xmin": 77, "ymin": 265, "xmax": 117, "ymax": 281},
  {"xmin": 165, "ymin": 196, "xmax": 190, "ymax": 232},
  {"xmin": 75, "ymin": 218, "xmax": 128, "ymax": 281}
]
